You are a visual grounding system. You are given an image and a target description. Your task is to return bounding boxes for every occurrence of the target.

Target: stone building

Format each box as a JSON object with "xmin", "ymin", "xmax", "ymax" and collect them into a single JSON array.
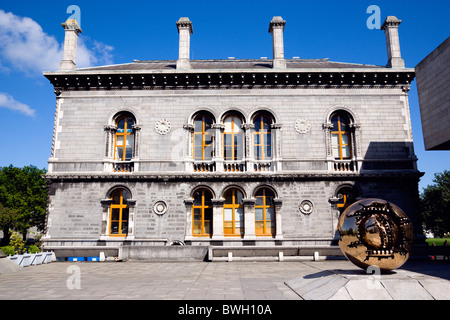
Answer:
[
  {"xmin": 43, "ymin": 16, "xmax": 422, "ymax": 260},
  {"xmin": 415, "ymin": 37, "xmax": 450, "ymax": 150}
]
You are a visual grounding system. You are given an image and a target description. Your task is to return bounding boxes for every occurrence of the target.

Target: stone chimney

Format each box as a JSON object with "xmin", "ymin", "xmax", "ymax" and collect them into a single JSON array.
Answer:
[
  {"xmin": 59, "ymin": 19, "xmax": 82, "ymax": 71},
  {"xmin": 269, "ymin": 16, "xmax": 286, "ymax": 69},
  {"xmin": 176, "ymin": 17, "xmax": 193, "ymax": 70},
  {"xmin": 381, "ymin": 16, "xmax": 405, "ymax": 68}
]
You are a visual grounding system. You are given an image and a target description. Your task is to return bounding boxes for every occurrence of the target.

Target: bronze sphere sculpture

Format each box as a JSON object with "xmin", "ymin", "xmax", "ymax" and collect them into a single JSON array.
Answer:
[{"xmin": 337, "ymin": 198, "xmax": 414, "ymax": 272}]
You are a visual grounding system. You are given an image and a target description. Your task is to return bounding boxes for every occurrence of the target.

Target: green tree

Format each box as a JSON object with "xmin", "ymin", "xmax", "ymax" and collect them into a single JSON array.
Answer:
[
  {"xmin": 0, "ymin": 165, "xmax": 47, "ymax": 245},
  {"xmin": 0, "ymin": 204, "xmax": 19, "ymax": 246},
  {"xmin": 420, "ymin": 170, "xmax": 450, "ymax": 238}
]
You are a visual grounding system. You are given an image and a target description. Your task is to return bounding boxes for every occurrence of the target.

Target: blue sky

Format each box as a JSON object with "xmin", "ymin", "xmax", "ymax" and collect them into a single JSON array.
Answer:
[{"xmin": 0, "ymin": 0, "xmax": 448, "ymax": 191}]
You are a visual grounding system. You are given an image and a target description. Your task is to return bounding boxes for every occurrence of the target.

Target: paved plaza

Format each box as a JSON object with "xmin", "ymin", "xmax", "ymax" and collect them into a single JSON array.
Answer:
[{"xmin": 0, "ymin": 259, "xmax": 449, "ymax": 300}]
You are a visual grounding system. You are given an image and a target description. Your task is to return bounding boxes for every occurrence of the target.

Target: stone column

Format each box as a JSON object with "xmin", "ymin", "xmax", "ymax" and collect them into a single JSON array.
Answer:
[
  {"xmin": 183, "ymin": 124, "xmax": 195, "ymax": 171},
  {"xmin": 212, "ymin": 199, "xmax": 225, "ymax": 240},
  {"xmin": 269, "ymin": 16, "xmax": 287, "ymax": 69},
  {"xmin": 126, "ymin": 199, "xmax": 136, "ymax": 240},
  {"xmin": 322, "ymin": 123, "xmax": 334, "ymax": 171},
  {"xmin": 349, "ymin": 123, "xmax": 362, "ymax": 171},
  {"xmin": 243, "ymin": 199, "xmax": 256, "ymax": 240},
  {"xmin": 271, "ymin": 123, "xmax": 282, "ymax": 171},
  {"xmin": 60, "ymin": 19, "xmax": 82, "ymax": 70},
  {"xmin": 212, "ymin": 124, "xmax": 225, "ymax": 172},
  {"xmin": 103, "ymin": 125, "xmax": 117, "ymax": 172},
  {"xmin": 274, "ymin": 198, "xmax": 283, "ymax": 239},
  {"xmin": 184, "ymin": 199, "xmax": 194, "ymax": 240},
  {"xmin": 176, "ymin": 18, "xmax": 193, "ymax": 70},
  {"xmin": 381, "ymin": 16, "xmax": 405, "ymax": 68},
  {"xmin": 242, "ymin": 123, "xmax": 255, "ymax": 172}
]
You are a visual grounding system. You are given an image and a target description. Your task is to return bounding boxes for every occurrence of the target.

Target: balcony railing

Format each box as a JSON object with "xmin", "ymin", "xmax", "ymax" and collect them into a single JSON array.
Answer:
[
  {"xmin": 113, "ymin": 162, "xmax": 134, "ymax": 173},
  {"xmin": 253, "ymin": 161, "xmax": 273, "ymax": 172},
  {"xmin": 332, "ymin": 160, "xmax": 355, "ymax": 172},
  {"xmin": 223, "ymin": 161, "xmax": 247, "ymax": 172},
  {"xmin": 193, "ymin": 161, "xmax": 216, "ymax": 172}
]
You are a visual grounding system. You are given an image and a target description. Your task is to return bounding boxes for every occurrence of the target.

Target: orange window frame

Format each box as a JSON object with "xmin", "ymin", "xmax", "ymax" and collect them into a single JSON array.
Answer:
[
  {"xmin": 193, "ymin": 116, "xmax": 214, "ymax": 161},
  {"xmin": 253, "ymin": 116, "xmax": 272, "ymax": 160},
  {"xmin": 109, "ymin": 189, "xmax": 129, "ymax": 237},
  {"xmin": 223, "ymin": 189, "xmax": 244, "ymax": 237},
  {"xmin": 255, "ymin": 189, "xmax": 275, "ymax": 236},
  {"xmin": 223, "ymin": 116, "xmax": 243, "ymax": 161},
  {"xmin": 192, "ymin": 189, "xmax": 213, "ymax": 237},
  {"xmin": 114, "ymin": 116, "xmax": 135, "ymax": 161},
  {"xmin": 331, "ymin": 115, "xmax": 352, "ymax": 160}
]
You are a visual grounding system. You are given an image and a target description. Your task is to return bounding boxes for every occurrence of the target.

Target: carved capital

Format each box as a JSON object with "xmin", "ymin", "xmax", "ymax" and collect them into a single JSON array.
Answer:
[
  {"xmin": 211, "ymin": 124, "xmax": 225, "ymax": 130},
  {"xmin": 183, "ymin": 124, "xmax": 195, "ymax": 132},
  {"xmin": 212, "ymin": 199, "xmax": 225, "ymax": 207},
  {"xmin": 103, "ymin": 125, "xmax": 117, "ymax": 132},
  {"xmin": 271, "ymin": 123, "xmax": 282, "ymax": 130},
  {"xmin": 242, "ymin": 123, "xmax": 255, "ymax": 130}
]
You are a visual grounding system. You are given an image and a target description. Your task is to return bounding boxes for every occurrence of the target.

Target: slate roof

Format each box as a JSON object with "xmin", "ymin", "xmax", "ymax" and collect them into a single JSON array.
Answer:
[{"xmin": 74, "ymin": 58, "xmax": 387, "ymax": 72}]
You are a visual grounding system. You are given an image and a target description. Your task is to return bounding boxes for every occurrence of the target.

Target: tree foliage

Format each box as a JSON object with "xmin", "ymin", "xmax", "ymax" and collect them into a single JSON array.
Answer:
[
  {"xmin": 0, "ymin": 165, "xmax": 47, "ymax": 245},
  {"xmin": 420, "ymin": 170, "xmax": 450, "ymax": 238}
]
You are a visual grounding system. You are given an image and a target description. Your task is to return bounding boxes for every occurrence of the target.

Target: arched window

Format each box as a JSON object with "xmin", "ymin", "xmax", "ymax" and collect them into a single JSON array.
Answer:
[
  {"xmin": 336, "ymin": 186, "xmax": 356, "ymax": 215},
  {"xmin": 109, "ymin": 188, "xmax": 130, "ymax": 236},
  {"xmin": 255, "ymin": 188, "xmax": 275, "ymax": 236},
  {"xmin": 223, "ymin": 115, "xmax": 244, "ymax": 161},
  {"xmin": 193, "ymin": 115, "xmax": 215, "ymax": 161},
  {"xmin": 223, "ymin": 188, "xmax": 244, "ymax": 236},
  {"xmin": 331, "ymin": 113, "xmax": 352, "ymax": 160},
  {"xmin": 253, "ymin": 115, "xmax": 272, "ymax": 160},
  {"xmin": 192, "ymin": 188, "xmax": 213, "ymax": 236},
  {"xmin": 114, "ymin": 115, "xmax": 135, "ymax": 161}
]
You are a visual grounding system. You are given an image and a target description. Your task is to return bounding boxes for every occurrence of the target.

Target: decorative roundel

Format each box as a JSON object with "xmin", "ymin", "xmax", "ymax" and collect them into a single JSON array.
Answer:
[
  {"xmin": 153, "ymin": 201, "xmax": 168, "ymax": 215},
  {"xmin": 294, "ymin": 118, "xmax": 312, "ymax": 134},
  {"xmin": 155, "ymin": 119, "xmax": 172, "ymax": 135},
  {"xmin": 299, "ymin": 200, "xmax": 314, "ymax": 215}
]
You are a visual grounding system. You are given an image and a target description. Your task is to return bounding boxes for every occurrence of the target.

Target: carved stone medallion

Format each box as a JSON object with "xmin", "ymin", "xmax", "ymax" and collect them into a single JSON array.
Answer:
[
  {"xmin": 155, "ymin": 119, "xmax": 172, "ymax": 135},
  {"xmin": 153, "ymin": 201, "xmax": 168, "ymax": 216},
  {"xmin": 294, "ymin": 118, "xmax": 312, "ymax": 134},
  {"xmin": 299, "ymin": 200, "xmax": 314, "ymax": 215}
]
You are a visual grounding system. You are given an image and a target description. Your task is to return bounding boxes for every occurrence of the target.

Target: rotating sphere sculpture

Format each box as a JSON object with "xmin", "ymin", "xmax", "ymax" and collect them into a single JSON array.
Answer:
[{"xmin": 337, "ymin": 198, "xmax": 414, "ymax": 272}]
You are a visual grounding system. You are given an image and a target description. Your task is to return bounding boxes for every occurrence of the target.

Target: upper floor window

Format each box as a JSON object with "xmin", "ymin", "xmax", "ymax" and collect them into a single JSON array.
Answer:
[
  {"xmin": 114, "ymin": 115, "xmax": 135, "ymax": 161},
  {"xmin": 253, "ymin": 115, "xmax": 272, "ymax": 160},
  {"xmin": 331, "ymin": 113, "xmax": 352, "ymax": 160},
  {"xmin": 223, "ymin": 115, "xmax": 244, "ymax": 161},
  {"xmin": 194, "ymin": 115, "xmax": 215, "ymax": 161}
]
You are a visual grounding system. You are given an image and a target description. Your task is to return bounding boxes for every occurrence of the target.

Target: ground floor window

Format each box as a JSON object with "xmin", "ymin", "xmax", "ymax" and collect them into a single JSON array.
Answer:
[
  {"xmin": 255, "ymin": 188, "xmax": 276, "ymax": 236},
  {"xmin": 223, "ymin": 188, "xmax": 244, "ymax": 237},
  {"xmin": 109, "ymin": 188, "xmax": 130, "ymax": 236},
  {"xmin": 192, "ymin": 188, "xmax": 213, "ymax": 236}
]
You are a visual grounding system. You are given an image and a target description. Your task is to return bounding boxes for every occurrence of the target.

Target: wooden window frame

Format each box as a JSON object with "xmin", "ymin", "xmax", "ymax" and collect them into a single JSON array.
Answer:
[
  {"xmin": 253, "ymin": 115, "xmax": 272, "ymax": 161},
  {"xmin": 192, "ymin": 189, "xmax": 213, "ymax": 237},
  {"xmin": 114, "ymin": 115, "xmax": 135, "ymax": 162},
  {"xmin": 109, "ymin": 189, "xmax": 129, "ymax": 237},
  {"xmin": 223, "ymin": 189, "xmax": 244, "ymax": 237},
  {"xmin": 255, "ymin": 188, "xmax": 276, "ymax": 236},
  {"xmin": 331, "ymin": 114, "xmax": 352, "ymax": 160},
  {"xmin": 193, "ymin": 115, "xmax": 214, "ymax": 161},
  {"xmin": 223, "ymin": 115, "xmax": 244, "ymax": 161}
]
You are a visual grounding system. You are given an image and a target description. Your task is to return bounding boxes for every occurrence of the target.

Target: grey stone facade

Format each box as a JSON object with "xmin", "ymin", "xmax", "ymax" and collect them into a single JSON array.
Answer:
[
  {"xmin": 415, "ymin": 37, "xmax": 450, "ymax": 150},
  {"xmin": 42, "ymin": 17, "xmax": 422, "ymax": 258}
]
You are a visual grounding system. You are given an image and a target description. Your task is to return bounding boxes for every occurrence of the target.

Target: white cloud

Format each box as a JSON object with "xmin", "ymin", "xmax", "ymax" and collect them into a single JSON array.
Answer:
[
  {"xmin": 0, "ymin": 9, "xmax": 114, "ymax": 75},
  {"xmin": 0, "ymin": 92, "xmax": 36, "ymax": 117}
]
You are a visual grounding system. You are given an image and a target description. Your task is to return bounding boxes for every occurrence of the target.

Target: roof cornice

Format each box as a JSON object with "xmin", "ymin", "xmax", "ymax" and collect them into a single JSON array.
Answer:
[{"xmin": 44, "ymin": 68, "xmax": 415, "ymax": 93}]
